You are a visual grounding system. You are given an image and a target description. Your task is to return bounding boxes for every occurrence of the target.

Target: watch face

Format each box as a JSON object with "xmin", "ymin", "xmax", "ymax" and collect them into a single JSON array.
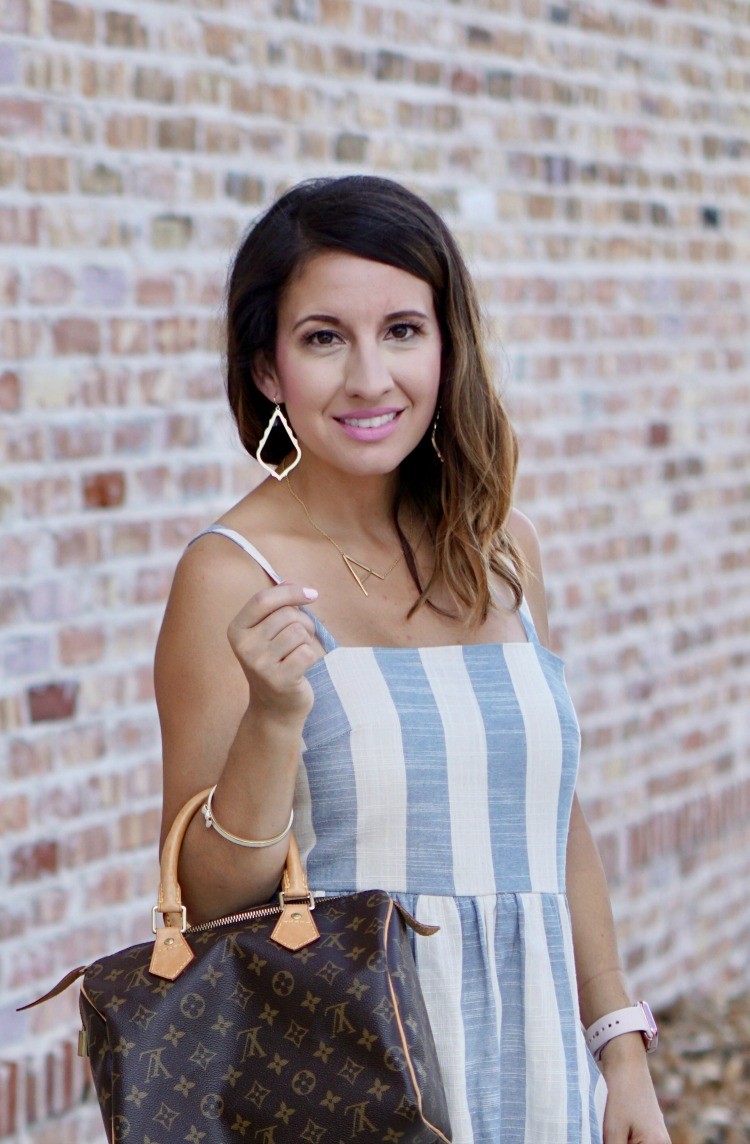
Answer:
[{"xmin": 639, "ymin": 1000, "xmax": 659, "ymax": 1051}]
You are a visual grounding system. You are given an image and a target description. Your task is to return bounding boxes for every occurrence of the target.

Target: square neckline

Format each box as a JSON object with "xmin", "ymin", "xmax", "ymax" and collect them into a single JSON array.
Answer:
[
  {"xmin": 193, "ymin": 524, "xmax": 564, "ymax": 661},
  {"xmin": 302, "ymin": 603, "xmax": 536, "ymax": 657}
]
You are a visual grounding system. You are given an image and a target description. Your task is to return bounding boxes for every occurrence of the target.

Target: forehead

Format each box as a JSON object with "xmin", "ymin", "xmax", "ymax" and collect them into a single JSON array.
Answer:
[{"xmin": 279, "ymin": 251, "xmax": 434, "ymax": 320}]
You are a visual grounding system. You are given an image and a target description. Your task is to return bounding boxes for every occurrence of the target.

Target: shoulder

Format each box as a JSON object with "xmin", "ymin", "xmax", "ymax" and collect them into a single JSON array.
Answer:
[
  {"xmin": 506, "ymin": 508, "xmax": 543, "ymax": 579},
  {"xmin": 156, "ymin": 518, "xmax": 276, "ymax": 689},
  {"xmin": 505, "ymin": 508, "xmax": 550, "ymax": 645},
  {"xmin": 168, "ymin": 528, "xmax": 272, "ymax": 618},
  {"xmin": 168, "ymin": 482, "xmax": 281, "ymax": 613}
]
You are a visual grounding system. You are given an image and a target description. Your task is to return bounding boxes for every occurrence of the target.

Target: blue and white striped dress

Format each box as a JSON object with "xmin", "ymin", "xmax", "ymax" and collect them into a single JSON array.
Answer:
[{"xmin": 200, "ymin": 527, "xmax": 608, "ymax": 1143}]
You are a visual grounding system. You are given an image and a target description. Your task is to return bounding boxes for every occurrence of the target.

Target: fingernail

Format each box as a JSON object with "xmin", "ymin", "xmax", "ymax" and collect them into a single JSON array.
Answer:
[
  {"xmin": 303, "ymin": 588, "xmax": 318, "ymax": 601},
  {"xmin": 279, "ymin": 579, "xmax": 291, "ymax": 585}
]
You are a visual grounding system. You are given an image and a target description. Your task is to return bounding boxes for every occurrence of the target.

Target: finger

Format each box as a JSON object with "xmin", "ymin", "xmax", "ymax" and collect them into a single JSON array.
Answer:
[
  {"xmin": 268, "ymin": 620, "xmax": 319, "ymax": 666},
  {"xmin": 263, "ymin": 605, "xmax": 317, "ymax": 641},
  {"xmin": 233, "ymin": 582, "xmax": 318, "ymax": 629},
  {"xmin": 279, "ymin": 640, "xmax": 324, "ymax": 674}
]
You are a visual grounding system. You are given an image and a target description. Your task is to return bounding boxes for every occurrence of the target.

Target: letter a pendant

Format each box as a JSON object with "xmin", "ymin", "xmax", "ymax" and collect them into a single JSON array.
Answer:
[
  {"xmin": 255, "ymin": 404, "xmax": 302, "ymax": 480},
  {"xmin": 342, "ymin": 555, "xmax": 384, "ymax": 596}
]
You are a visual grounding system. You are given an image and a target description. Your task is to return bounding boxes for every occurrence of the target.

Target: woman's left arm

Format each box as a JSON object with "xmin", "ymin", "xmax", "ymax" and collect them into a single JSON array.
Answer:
[
  {"xmin": 509, "ymin": 509, "xmax": 670, "ymax": 1144},
  {"xmin": 567, "ymin": 799, "xmax": 670, "ymax": 1144}
]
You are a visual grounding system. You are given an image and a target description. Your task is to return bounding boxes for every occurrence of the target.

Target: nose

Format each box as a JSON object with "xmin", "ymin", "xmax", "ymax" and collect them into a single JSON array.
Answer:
[{"xmin": 343, "ymin": 341, "xmax": 394, "ymax": 399}]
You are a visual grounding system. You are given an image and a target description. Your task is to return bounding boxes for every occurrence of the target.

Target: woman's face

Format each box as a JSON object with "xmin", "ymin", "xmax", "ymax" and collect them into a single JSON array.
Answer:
[{"xmin": 257, "ymin": 251, "xmax": 442, "ymax": 479}]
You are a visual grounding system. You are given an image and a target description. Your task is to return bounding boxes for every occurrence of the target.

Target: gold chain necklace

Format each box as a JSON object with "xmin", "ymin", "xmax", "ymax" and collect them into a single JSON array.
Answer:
[{"xmin": 287, "ymin": 479, "xmax": 405, "ymax": 597}]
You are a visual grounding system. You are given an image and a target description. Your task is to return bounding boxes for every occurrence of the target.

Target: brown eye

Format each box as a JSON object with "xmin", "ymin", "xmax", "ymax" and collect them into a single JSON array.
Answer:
[
  {"xmin": 306, "ymin": 330, "xmax": 338, "ymax": 346},
  {"xmin": 387, "ymin": 322, "xmax": 423, "ymax": 341}
]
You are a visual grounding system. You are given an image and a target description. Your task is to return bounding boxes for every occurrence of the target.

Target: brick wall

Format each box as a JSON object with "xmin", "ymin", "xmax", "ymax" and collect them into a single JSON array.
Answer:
[{"xmin": 1, "ymin": 0, "xmax": 748, "ymax": 1137}]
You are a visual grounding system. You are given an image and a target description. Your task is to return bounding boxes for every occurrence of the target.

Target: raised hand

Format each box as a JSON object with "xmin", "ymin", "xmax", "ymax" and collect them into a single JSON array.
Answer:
[{"xmin": 227, "ymin": 582, "xmax": 323, "ymax": 720}]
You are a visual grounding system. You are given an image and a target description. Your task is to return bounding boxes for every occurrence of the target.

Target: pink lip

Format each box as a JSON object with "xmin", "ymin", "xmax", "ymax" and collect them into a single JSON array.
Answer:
[
  {"xmin": 334, "ymin": 408, "xmax": 404, "ymax": 442},
  {"xmin": 334, "ymin": 407, "xmax": 402, "ymax": 420}
]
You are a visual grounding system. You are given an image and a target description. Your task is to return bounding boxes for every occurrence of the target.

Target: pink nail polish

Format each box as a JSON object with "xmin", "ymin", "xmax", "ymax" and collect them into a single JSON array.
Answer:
[{"xmin": 303, "ymin": 588, "xmax": 318, "ymax": 601}]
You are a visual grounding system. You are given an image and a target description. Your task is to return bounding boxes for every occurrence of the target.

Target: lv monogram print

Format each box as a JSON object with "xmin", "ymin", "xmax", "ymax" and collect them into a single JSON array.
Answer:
[{"xmin": 81, "ymin": 892, "xmax": 451, "ymax": 1143}]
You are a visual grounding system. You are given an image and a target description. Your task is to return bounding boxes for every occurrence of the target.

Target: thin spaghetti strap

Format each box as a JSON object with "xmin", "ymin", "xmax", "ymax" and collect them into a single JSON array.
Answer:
[
  {"xmin": 189, "ymin": 526, "xmax": 283, "ymax": 585},
  {"xmin": 189, "ymin": 526, "xmax": 340, "ymax": 654},
  {"xmin": 518, "ymin": 597, "xmax": 540, "ymax": 644}
]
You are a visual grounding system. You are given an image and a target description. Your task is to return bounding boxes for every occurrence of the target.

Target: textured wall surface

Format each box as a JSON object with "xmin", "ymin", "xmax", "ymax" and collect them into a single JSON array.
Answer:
[{"xmin": 1, "ymin": 0, "xmax": 749, "ymax": 1137}]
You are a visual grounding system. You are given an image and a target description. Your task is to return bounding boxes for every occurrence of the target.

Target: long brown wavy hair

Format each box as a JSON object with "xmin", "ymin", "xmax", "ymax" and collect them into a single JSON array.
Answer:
[{"xmin": 226, "ymin": 175, "xmax": 524, "ymax": 627}]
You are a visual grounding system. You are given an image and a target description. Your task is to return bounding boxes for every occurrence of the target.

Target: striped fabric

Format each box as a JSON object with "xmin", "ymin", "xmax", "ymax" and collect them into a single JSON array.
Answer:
[{"xmin": 195, "ymin": 527, "xmax": 608, "ymax": 1143}]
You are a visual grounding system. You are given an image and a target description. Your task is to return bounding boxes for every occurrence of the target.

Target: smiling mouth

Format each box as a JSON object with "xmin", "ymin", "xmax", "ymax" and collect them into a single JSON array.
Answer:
[{"xmin": 336, "ymin": 412, "xmax": 401, "ymax": 429}]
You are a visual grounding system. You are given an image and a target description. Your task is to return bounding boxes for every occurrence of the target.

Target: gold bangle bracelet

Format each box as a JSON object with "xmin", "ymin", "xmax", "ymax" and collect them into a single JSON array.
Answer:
[{"xmin": 201, "ymin": 785, "xmax": 294, "ymax": 849}]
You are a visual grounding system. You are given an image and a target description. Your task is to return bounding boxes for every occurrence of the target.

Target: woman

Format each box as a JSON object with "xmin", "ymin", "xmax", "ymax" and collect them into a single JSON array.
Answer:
[{"xmin": 156, "ymin": 176, "xmax": 670, "ymax": 1143}]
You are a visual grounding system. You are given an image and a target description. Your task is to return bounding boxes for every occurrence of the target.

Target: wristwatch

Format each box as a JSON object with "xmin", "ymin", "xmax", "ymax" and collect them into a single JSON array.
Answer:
[{"xmin": 584, "ymin": 1001, "xmax": 659, "ymax": 1061}]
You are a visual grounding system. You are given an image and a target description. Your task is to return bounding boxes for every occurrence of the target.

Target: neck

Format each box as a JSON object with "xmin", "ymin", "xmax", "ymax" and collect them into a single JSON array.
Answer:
[{"xmin": 287, "ymin": 462, "xmax": 401, "ymax": 535}]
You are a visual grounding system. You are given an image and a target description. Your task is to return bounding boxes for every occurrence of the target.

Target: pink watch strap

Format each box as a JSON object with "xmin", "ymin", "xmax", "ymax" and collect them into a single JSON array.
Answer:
[{"xmin": 584, "ymin": 1001, "xmax": 658, "ymax": 1061}]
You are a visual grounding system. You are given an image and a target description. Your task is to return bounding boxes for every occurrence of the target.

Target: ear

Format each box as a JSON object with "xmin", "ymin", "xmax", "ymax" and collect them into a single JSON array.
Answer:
[{"xmin": 251, "ymin": 351, "xmax": 281, "ymax": 405}]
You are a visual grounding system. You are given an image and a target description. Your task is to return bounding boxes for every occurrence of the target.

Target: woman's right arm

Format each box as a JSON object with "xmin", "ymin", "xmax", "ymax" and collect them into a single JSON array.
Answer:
[{"xmin": 154, "ymin": 537, "xmax": 322, "ymax": 924}]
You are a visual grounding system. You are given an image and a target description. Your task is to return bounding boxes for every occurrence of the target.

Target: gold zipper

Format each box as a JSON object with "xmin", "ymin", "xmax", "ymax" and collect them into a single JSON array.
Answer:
[{"xmin": 186, "ymin": 893, "xmax": 346, "ymax": 935}]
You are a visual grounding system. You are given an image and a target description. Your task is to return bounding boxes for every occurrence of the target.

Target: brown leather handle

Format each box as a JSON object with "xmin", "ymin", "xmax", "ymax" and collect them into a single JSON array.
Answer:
[{"xmin": 156, "ymin": 788, "xmax": 306, "ymax": 928}]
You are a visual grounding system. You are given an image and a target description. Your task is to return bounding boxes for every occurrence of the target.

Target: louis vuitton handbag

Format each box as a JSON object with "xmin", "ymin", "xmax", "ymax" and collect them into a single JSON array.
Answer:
[{"xmin": 24, "ymin": 789, "xmax": 452, "ymax": 1143}]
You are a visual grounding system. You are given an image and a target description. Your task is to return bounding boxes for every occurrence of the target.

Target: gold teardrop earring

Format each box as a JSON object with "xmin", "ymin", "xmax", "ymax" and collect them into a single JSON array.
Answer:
[
  {"xmin": 255, "ymin": 402, "xmax": 302, "ymax": 480},
  {"xmin": 431, "ymin": 408, "xmax": 444, "ymax": 463}
]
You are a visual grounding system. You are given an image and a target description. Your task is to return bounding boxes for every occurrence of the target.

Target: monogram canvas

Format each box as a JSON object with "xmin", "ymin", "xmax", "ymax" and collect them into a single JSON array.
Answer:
[{"xmin": 80, "ymin": 891, "xmax": 451, "ymax": 1143}]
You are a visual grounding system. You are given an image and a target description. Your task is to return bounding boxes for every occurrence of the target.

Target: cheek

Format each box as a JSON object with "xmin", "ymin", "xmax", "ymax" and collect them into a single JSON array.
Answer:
[
  {"xmin": 417, "ymin": 342, "xmax": 443, "ymax": 400},
  {"xmin": 272, "ymin": 344, "xmax": 313, "ymax": 408}
]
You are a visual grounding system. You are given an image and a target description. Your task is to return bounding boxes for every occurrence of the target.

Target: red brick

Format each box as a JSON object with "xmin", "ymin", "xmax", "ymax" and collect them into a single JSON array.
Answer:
[
  {"xmin": 0, "ymin": 904, "xmax": 28, "ymax": 940},
  {"xmin": 0, "ymin": 369, "xmax": 21, "ymax": 410},
  {"xmin": 54, "ymin": 526, "xmax": 101, "ymax": 565},
  {"xmin": 10, "ymin": 839, "xmax": 59, "ymax": 883},
  {"xmin": 8, "ymin": 738, "xmax": 54, "ymax": 778},
  {"xmin": 135, "ymin": 566, "xmax": 173, "ymax": 604},
  {"xmin": 135, "ymin": 275, "xmax": 175, "ymax": 306},
  {"xmin": 58, "ymin": 624, "xmax": 106, "ymax": 665},
  {"xmin": 51, "ymin": 423, "xmax": 104, "ymax": 460},
  {"xmin": 134, "ymin": 65, "xmax": 175, "ymax": 103},
  {"xmin": 28, "ymin": 682, "xmax": 79, "ymax": 723},
  {"xmin": 117, "ymin": 806, "xmax": 160, "ymax": 851},
  {"xmin": 2, "ymin": 317, "xmax": 45, "ymax": 358},
  {"xmin": 21, "ymin": 475, "xmax": 75, "ymax": 517},
  {"xmin": 0, "ymin": 793, "xmax": 30, "ymax": 836},
  {"xmin": 0, "ymin": 0, "xmax": 28, "ymax": 33},
  {"xmin": 82, "ymin": 470, "xmax": 126, "ymax": 508},
  {"xmin": 648, "ymin": 422, "xmax": 670, "ymax": 447},
  {"xmin": 25, "ymin": 155, "xmax": 71, "ymax": 193},
  {"xmin": 0, "ymin": 204, "xmax": 39, "ymax": 243},
  {"xmin": 57, "ymin": 723, "xmax": 106, "ymax": 767},
  {"xmin": 0, "ymin": 265, "xmax": 19, "ymax": 303},
  {"xmin": 180, "ymin": 462, "xmax": 222, "ymax": 497},
  {"xmin": 49, "ymin": 1, "xmax": 95, "ymax": 42},
  {"xmin": 28, "ymin": 265, "xmax": 74, "ymax": 304},
  {"xmin": 61, "ymin": 823, "xmax": 110, "ymax": 867},
  {"xmin": 111, "ymin": 520, "xmax": 151, "ymax": 555},
  {"xmin": 0, "ymin": 98, "xmax": 43, "ymax": 137},
  {"xmin": 105, "ymin": 113, "xmax": 150, "ymax": 149},
  {"xmin": 104, "ymin": 9, "xmax": 147, "ymax": 46},
  {"xmin": 157, "ymin": 117, "xmax": 197, "ymax": 150},
  {"xmin": 52, "ymin": 318, "xmax": 100, "ymax": 355},
  {"xmin": 0, "ymin": 586, "xmax": 25, "ymax": 625}
]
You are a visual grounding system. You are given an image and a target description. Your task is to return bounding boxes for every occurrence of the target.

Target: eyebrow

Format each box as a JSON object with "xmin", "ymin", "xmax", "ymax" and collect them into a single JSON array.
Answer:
[{"xmin": 292, "ymin": 309, "xmax": 430, "ymax": 332}]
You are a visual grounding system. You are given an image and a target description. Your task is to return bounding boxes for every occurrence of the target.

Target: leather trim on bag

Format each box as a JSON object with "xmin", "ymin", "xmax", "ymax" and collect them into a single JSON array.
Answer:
[{"xmin": 385, "ymin": 900, "xmax": 452, "ymax": 1144}]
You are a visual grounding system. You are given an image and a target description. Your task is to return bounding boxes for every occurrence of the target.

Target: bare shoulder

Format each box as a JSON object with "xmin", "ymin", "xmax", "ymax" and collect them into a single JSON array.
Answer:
[
  {"xmin": 505, "ymin": 508, "xmax": 550, "ymax": 646},
  {"xmin": 158, "ymin": 529, "xmax": 271, "ymax": 656},
  {"xmin": 506, "ymin": 508, "xmax": 542, "ymax": 577}
]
